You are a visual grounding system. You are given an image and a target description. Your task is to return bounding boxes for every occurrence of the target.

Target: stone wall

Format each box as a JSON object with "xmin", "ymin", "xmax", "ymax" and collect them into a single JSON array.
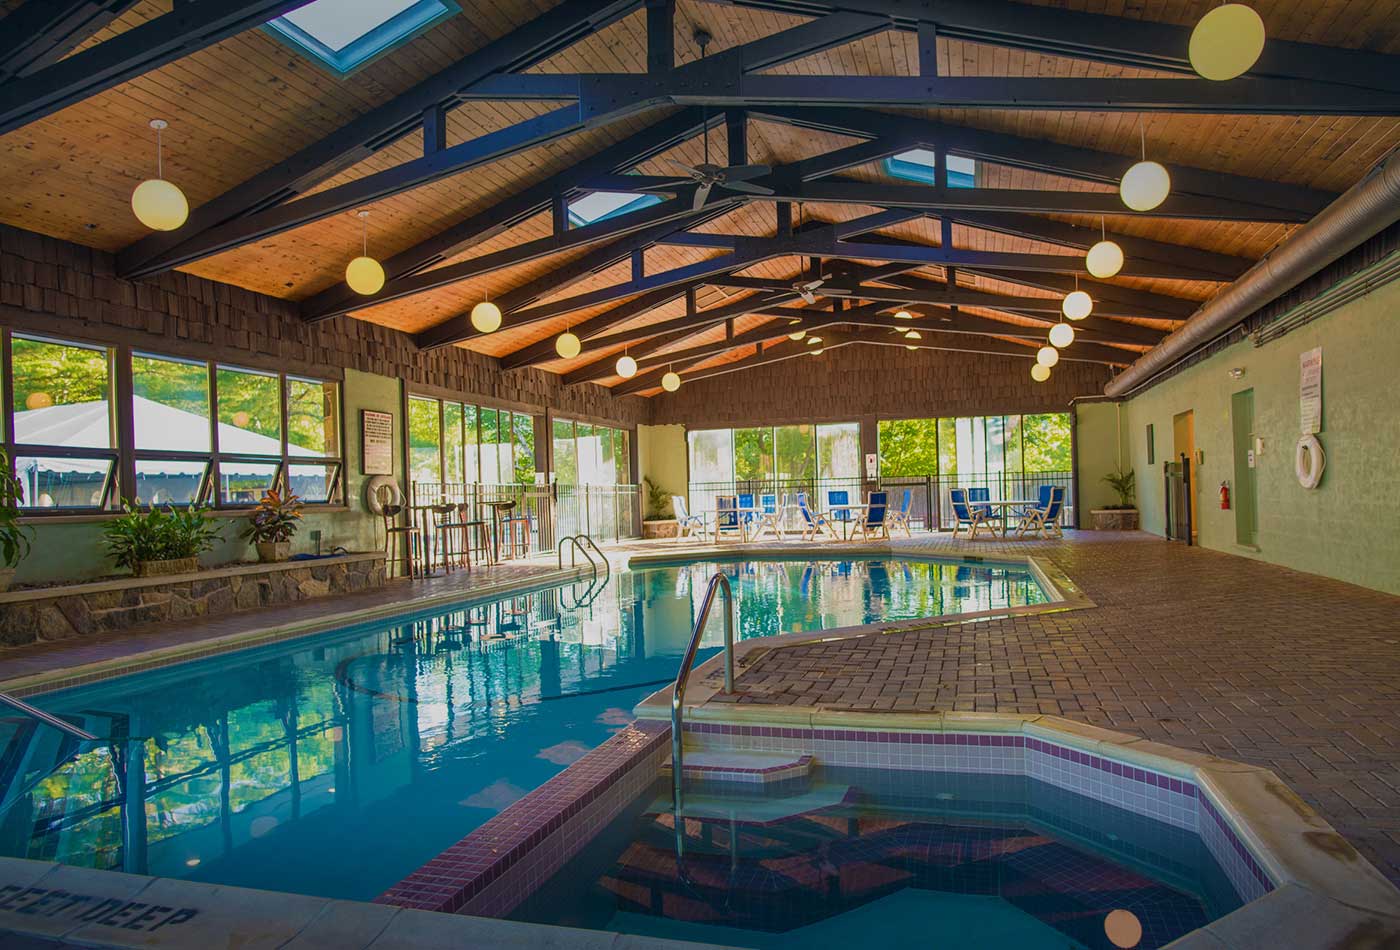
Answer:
[{"xmin": 0, "ymin": 554, "xmax": 385, "ymax": 648}]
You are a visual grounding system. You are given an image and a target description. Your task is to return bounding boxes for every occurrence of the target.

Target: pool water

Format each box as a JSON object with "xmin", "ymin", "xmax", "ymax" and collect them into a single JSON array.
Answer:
[
  {"xmin": 0, "ymin": 556, "xmax": 1046, "ymax": 901},
  {"xmin": 512, "ymin": 769, "xmax": 1244, "ymax": 950}
]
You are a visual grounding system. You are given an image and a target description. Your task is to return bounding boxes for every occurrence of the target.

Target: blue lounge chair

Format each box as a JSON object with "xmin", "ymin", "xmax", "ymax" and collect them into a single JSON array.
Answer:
[
  {"xmin": 671, "ymin": 495, "xmax": 707, "ymax": 542},
  {"xmin": 853, "ymin": 490, "xmax": 889, "ymax": 541},
  {"xmin": 1016, "ymin": 486, "xmax": 1065, "ymax": 539},
  {"xmin": 887, "ymin": 487, "xmax": 914, "ymax": 536},
  {"xmin": 796, "ymin": 492, "xmax": 836, "ymax": 541},
  {"xmin": 968, "ymin": 486, "xmax": 994, "ymax": 519},
  {"xmin": 1016, "ymin": 485, "xmax": 1055, "ymax": 529},
  {"xmin": 738, "ymin": 492, "xmax": 756, "ymax": 539},
  {"xmin": 716, "ymin": 495, "xmax": 742, "ymax": 540},
  {"xmin": 950, "ymin": 488, "xmax": 996, "ymax": 540},
  {"xmin": 754, "ymin": 493, "xmax": 782, "ymax": 541}
]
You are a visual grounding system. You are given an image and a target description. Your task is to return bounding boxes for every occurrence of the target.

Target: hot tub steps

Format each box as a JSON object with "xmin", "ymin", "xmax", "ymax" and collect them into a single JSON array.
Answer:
[
  {"xmin": 662, "ymin": 749, "xmax": 814, "ymax": 785},
  {"xmin": 647, "ymin": 780, "xmax": 855, "ymax": 824}
]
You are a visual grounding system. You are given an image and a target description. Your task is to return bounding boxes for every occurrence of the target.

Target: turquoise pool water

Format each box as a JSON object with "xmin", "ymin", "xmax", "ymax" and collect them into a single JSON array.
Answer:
[{"xmin": 0, "ymin": 556, "xmax": 1046, "ymax": 900}]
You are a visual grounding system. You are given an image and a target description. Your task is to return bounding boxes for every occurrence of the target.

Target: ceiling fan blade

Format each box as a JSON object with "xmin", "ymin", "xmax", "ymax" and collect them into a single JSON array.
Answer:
[
  {"xmin": 665, "ymin": 158, "xmax": 702, "ymax": 175},
  {"xmin": 821, "ymin": 287, "xmax": 854, "ymax": 295},
  {"xmin": 800, "ymin": 290, "xmax": 817, "ymax": 304},
  {"xmin": 724, "ymin": 164, "xmax": 771, "ymax": 181},
  {"xmin": 692, "ymin": 181, "xmax": 714, "ymax": 210},
  {"xmin": 721, "ymin": 180, "xmax": 775, "ymax": 196}
]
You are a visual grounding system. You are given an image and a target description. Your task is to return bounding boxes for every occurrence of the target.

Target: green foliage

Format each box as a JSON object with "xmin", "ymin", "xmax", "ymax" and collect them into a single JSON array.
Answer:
[
  {"xmin": 0, "ymin": 448, "xmax": 33, "ymax": 569},
  {"xmin": 102, "ymin": 501, "xmax": 222, "ymax": 570},
  {"xmin": 242, "ymin": 489, "xmax": 303, "ymax": 544},
  {"xmin": 1023, "ymin": 414, "xmax": 1073, "ymax": 472},
  {"xmin": 1101, "ymin": 468, "xmax": 1137, "ymax": 508},
  {"xmin": 643, "ymin": 476, "xmax": 672, "ymax": 519},
  {"xmin": 877, "ymin": 418, "xmax": 941, "ymax": 476}
]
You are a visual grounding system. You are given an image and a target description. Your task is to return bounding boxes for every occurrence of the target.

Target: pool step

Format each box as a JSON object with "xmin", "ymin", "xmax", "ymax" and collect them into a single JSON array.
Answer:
[
  {"xmin": 662, "ymin": 750, "xmax": 814, "ymax": 786},
  {"xmin": 647, "ymin": 781, "xmax": 856, "ymax": 824}
]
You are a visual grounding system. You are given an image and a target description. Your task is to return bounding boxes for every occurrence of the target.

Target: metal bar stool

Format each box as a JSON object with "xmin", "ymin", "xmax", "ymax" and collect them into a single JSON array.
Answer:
[
  {"xmin": 438, "ymin": 503, "xmax": 492, "ymax": 572},
  {"xmin": 380, "ymin": 503, "xmax": 421, "ymax": 579}
]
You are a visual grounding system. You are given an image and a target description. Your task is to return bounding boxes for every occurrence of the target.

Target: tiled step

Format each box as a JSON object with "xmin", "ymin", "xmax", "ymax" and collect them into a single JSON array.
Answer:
[
  {"xmin": 662, "ymin": 749, "xmax": 814, "ymax": 785},
  {"xmin": 648, "ymin": 781, "xmax": 856, "ymax": 824}
]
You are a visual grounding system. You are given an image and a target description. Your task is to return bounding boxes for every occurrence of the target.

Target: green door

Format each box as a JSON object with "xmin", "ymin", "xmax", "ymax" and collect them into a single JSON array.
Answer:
[{"xmin": 1231, "ymin": 389, "xmax": 1258, "ymax": 546}]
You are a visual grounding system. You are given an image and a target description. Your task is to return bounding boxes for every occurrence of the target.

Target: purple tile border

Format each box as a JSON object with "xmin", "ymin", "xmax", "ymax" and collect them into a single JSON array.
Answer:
[{"xmin": 679, "ymin": 754, "xmax": 813, "ymax": 784}]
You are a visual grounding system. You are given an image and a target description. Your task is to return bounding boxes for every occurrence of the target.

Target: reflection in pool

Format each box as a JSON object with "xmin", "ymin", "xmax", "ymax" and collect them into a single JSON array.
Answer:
[{"xmin": 0, "ymin": 556, "xmax": 1048, "ymax": 900}]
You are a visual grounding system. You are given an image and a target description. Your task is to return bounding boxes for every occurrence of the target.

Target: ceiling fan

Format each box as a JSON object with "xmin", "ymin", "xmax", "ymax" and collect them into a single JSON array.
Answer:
[{"xmin": 790, "ymin": 274, "xmax": 852, "ymax": 304}]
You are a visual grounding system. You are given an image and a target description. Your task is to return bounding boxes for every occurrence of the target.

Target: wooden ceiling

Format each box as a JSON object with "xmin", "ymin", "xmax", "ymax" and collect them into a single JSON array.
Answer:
[{"xmin": 1, "ymin": 0, "xmax": 1397, "ymax": 396}]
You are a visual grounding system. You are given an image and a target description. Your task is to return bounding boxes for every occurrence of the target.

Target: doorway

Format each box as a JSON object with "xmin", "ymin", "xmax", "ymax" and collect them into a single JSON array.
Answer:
[
  {"xmin": 1172, "ymin": 410, "xmax": 1197, "ymax": 539},
  {"xmin": 1231, "ymin": 390, "xmax": 1259, "ymax": 546}
]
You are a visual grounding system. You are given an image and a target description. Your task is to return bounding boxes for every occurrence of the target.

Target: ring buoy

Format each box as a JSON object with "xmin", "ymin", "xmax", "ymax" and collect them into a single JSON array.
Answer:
[
  {"xmin": 364, "ymin": 475, "xmax": 403, "ymax": 515},
  {"xmin": 1295, "ymin": 434, "xmax": 1325, "ymax": 490}
]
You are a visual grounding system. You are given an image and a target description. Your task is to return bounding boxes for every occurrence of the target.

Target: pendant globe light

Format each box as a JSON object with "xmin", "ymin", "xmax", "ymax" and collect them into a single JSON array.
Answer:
[
  {"xmin": 1120, "ymin": 126, "xmax": 1171, "ymax": 212},
  {"xmin": 131, "ymin": 119, "xmax": 189, "ymax": 231},
  {"xmin": 555, "ymin": 329, "xmax": 581, "ymax": 359},
  {"xmin": 1036, "ymin": 345, "xmax": 1060, "ymax": 368},
  {"xmin": 1189, "ymin": 4, "xmax": 1266, "ymax": 81},
  {"xmin": 810, "ymin": 349, "xmax": 824, "ymax": 356},
  {"xmin": 661, "ymin": 368, "xmax": 681, "ymax": 392},
  {"xmin": 1085, "ymin": 217, "xmax": 1124, "ymax": 278},
  {"xmin": 905, "ymin": 330, "xmax": 921, "ymax": 340},
  {"xmin": 788, "ymin": 329, "xmax": 806, "ymax": 341},
  {"xmin": 471, "ymin": 293, "xmax": 502, "ymax": 334},
  {"xmin": 344, "ymin": 210, "xmax": 386, "ymax": 296},
  {"xmin": 1030, "ymin": 363, "xmax": 1052, "ymax": 382},
  {"xmin": 906, "ymin": 345, "xmax": 918, "ymax": 351},
  {"xmin": 894, "ymin": 310, "xmax": 913, "ymax": 320},
  {"xmin": 1062, "ymin": 277, "xmax": 1093, "ymax": 321},
  {"xmin": 615, "ymin": 352, "xmax": 638, "ymax": 378},
  {"xmin": 1049, "ymin": 321, "xmax": 1076, "ymax": 348}
]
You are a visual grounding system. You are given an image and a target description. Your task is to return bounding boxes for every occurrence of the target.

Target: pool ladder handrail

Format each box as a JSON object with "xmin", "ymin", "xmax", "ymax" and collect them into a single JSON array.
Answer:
[
  {"xmin": 556, "ymin": 534, "xmax": 608, "ymax": 580},
  {"xmin": 0, "ymin": 691, "xmax": 97, "ymax": 741},
  {"xmin": 672, "ymin": 572, "xmax": 735, "ymax": 811}
]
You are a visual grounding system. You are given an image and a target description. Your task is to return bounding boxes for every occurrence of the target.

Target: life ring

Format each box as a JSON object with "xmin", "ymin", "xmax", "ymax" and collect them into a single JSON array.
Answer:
[
  {"xmin": 1295, "ymin": 434, "xmax": 1325, "ymax": 490},
  {"xmin": 364, "ymin": 475, "xmax": 403, "ymax": 515}
]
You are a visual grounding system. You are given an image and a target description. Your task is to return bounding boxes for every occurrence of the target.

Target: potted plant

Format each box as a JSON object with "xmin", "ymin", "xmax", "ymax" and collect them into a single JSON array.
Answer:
[
  {"xmin": 102, "ymin": 501, "xmax": 222, "ymax": 577},
  {"xmin": 0, "ymin": 448, "xmax": 33, "ymax": 592},
  {"xmin": 243, "ymin": 488, "xmax": 302, "ymax": 562},
  {"xmin": 641, "ymin": 476, "xmax": 678, "ymax": 540},
  {"xmin": 1091, "ymin": 468, "xmax": 1140, "ymax": 530}
]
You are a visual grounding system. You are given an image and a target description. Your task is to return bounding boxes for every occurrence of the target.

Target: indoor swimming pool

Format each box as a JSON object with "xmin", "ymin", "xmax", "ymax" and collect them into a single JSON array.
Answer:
[{"xmin": 0, "ymin": 555, "xmax": 1048, "ymax": 901}]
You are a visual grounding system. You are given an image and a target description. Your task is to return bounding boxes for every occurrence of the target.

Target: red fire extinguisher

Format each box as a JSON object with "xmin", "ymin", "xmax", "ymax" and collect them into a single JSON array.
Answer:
[{"xmin": 1219, "ymin": 481, "xmax": 1230, "ymax": 510}]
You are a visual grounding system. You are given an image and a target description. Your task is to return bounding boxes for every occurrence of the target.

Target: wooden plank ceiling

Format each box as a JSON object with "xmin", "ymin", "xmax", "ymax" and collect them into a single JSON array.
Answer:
[{"xmin": 0, "ymin": 0, "xmax": 1397, "ymax": 396}]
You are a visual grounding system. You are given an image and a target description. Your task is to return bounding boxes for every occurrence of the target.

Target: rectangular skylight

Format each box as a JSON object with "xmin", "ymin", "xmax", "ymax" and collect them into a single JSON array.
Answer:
[
  {"xmin": 567, "ymin": 191, "xmax": 662, "ymax": 227},
  {"xmin": 884, "ymin": 148, "xmax": 977, "ymax": 188},
  {"xmin": 266, "ymin": 0, "xmax": 458, "ymax": 74}
]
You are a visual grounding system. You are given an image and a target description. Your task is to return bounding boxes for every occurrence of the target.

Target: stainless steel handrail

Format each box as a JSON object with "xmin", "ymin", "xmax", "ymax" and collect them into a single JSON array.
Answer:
[
  {"xmin": 576, "ymin": 534, "xmax": 609, "ymax": 576},
  {"xmin": 556, "ymin": 534, "xmax": 597, "ymax": 579},
  {"xmin": 0, "ymin": 692, "xmax": 97, "ymax": 741},
  {"xmin": 671, "ymin": 572, "xmax": 734, "ymax": 811}
]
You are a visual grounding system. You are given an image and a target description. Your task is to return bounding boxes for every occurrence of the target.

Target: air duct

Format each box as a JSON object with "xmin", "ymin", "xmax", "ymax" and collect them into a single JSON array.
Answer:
[{"xmin": 1105, "ymin": 148, "xmax": 1400, "ymax": 398}]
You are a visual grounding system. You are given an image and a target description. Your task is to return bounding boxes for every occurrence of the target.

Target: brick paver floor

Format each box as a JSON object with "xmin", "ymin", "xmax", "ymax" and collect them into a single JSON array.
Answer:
[{"xmin": 682, "ymin": 531, "xmax": 1400, "ymax": 884}]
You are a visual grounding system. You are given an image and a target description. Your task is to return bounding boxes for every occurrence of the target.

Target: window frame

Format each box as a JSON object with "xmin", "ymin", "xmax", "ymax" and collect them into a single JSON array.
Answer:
[{"xmin": 264, "ymin": 0, "xmax": 460, "ymax": 76}]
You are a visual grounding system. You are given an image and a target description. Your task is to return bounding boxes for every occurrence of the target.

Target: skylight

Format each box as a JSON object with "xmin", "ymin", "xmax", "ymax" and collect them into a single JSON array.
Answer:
[
  {"xmin": 567, "ymin": 191, "xmax": 662, "ymax": 227},
  {"xmin": 883, "ymin": 148, "xmax": 977, "ymax": 188},
  {"xmin": 266, "ymin": 0, "xmax": 458, "ymax": 74}
]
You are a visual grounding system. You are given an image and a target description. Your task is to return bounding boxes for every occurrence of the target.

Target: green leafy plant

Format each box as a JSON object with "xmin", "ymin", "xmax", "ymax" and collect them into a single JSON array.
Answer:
[
  {"xmin": 1101, "ymin": 467, "xmax": 1137, "ymax": 509},
  {"xmin": 0, "ymin": 448, "xmax": 33, "ymax": 569},
  {"xmin": 242, "ymin": 488, "xmax": 303, "ymax": 544},
  {"xmin": 102, "ymin": 501, "xmax": 222, "ymax": 570},
  {"xmin": 643, "ymin": 476, "xmax": 672, "ymax": 519}
]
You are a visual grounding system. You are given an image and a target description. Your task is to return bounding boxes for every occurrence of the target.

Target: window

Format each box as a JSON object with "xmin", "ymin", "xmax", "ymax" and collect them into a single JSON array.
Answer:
[
  {"xmin": 1147, "ymin": 424, "xmax": 1156, "ymax": 465},
  {"xmin": 265, "ymin": 0, "xmax": 458, "ymax": 75},
  {"xmin": 567, "ymin": 191, "xmax": 662, "ymax": 227},
  {"xmin": 882, "ymin": 148, "xmax": 976, "ymax": 188},
  {"xmin": 552, "ymin": 419, "xmax": 577, "ymax": 486},
  {"xmin": 134, "ymin": 353, "xmax": 211, "ymax": 506},
  {"xmin": 405, "ymin": 394, "xmax": 539, "ymax": 488},
  {"xmin": 408, "ymin": 396, "xmax": 441, "ymax": 484}
]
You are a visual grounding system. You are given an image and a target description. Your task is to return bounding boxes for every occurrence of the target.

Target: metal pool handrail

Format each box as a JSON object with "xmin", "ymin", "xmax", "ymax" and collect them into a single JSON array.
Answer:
[
  {"xmin": 556, "ymin": 534, "xmax": 599, "ymax": 579},
  {"xmin": 0, "ymin": 692, "xmax": 97, "ymax": 741},
  {"xmin": 672, "ymin": 572, "xmax": 734, "ymax": 810}
]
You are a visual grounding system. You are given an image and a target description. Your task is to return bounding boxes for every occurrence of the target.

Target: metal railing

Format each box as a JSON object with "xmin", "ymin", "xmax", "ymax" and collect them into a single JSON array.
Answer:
[
  {"xmin": 671, "ymin": 572, "xmax": 734, "ymax": 811},
  {"xmin": 410, "ymin": 481, "xmax": 641, "ymax": 557},
  {"xmin": 0, "ymin": 692, "xmax": 97, "ymax": 741},
  {"xmin": 556, "ymin": 533, "xmax": 608, "ymax": 580}
]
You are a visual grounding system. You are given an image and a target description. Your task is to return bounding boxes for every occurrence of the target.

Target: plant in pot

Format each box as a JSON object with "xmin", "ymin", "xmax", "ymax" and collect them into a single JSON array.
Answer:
[
  {"xmin": 641, "ymin": 476, "xmax": 678, "ymax": 540},
  {"xmin": 0, "ymin": 448, "xmax": 33, "ymax": 592},
  {"xmin": 1092, "ymin": 468, "xmax": 1140, "ymax": 530},
  {"xmin": 243, "ymin": 488, "xmax": 302, "ymax": 562},
  {"xmin": 103, "ymin": 501, "xmax": 222, "ymax": 577}
]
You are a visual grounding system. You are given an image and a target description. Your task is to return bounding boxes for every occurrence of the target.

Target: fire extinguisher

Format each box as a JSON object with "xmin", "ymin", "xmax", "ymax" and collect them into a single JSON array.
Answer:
[{"xmin": 1219, "ymin": 481, "xmax": 1230, "ymax": 510}]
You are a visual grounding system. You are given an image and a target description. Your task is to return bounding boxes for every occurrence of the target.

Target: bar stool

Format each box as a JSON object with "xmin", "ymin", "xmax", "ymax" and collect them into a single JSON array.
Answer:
[
  {"xmin": 438, "ymin": 502, "xmax": 492, "ymax": 571},
  {"xmin": 380, "ymin": 502, "xmax": 421, "ymax": 579},
  {"xmin": 501, "ymin": 509, "xmax": 533, "ymax": 559},
  {"xmin": 427, "ymin": 503, "xmax": 457, "ymax": 573},
  {"xmin": 486, "ymin": 500, "xmax": 517, "ymax": 560}
]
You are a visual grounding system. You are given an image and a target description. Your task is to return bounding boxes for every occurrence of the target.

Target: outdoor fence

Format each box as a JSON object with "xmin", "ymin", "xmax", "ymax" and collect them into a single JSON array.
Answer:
[
  {"xmin": 687, "ymin": 470, "xmax": 1075, "ymax": 532},
  {"xmin": 408, "ymin": 481, "xmax": 641, "ymax": 557}
]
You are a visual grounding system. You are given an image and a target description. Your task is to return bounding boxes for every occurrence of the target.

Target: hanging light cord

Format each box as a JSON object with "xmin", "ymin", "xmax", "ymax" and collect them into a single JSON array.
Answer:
[{"xmin": 155, "ymin": 125, "xmax": 163, "ymax": 180}]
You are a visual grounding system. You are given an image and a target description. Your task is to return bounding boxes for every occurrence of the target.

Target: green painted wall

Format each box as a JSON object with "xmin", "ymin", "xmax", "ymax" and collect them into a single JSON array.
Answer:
[
  {"xmin": 1119, "ymin": 275, "xmax": 1400, "ymax": 595},
  {"xmin": 1074, "ymin": 401, "xmax": 1130, "ymax": 523},
  {"xmin": 14, "ymin": 367, "xmax": 404, "ymax": 585},
  {"xmin": 637, "ymin": 424, "xmax": 687, "ymax": 518}
]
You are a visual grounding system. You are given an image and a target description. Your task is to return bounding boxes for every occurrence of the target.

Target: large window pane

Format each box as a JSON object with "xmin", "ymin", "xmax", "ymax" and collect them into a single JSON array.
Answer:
[
  {"xmin": 133, "ymin": 354, "xmax": 210, "ymax": 452},
  {"xmin": 13, "ymin": 455, "xmax": 113, "ymax": 509},
  {"xmin": 12, "ymin": 337, "xmax": 112, "ymax": 449},
  {"xmin": 513, "ymin": 412, "xmax": 535, "ymax": 484},
  {"xmin": 938, "ymin": 419, "xmax": 959, "ymax": 477},
  {"xmin": 217, "ymin": 366, "xmax": 281, "ymax": 451},
  {"xmin": 479, "ymin": 408, "xmax": 499, "ymax": 483},
  {"xmin": 774, "ymin": 425, "xmax": 814, "ymax": 482},
  {"xmin": 687, "ymin": 429, "xmax": 732, "ymax": 484},
  {"xmin": 218, "ymin": 460, "xmax": 280, "ymax": 505},
  {"xmin": 134, "ymin": 459, "xmax": 208, "ymax": 506},
  {"xmin": 734, "ymin": 428, "xmax": 773, "ymax": 481},
  {"xmin": 463, "ymin": 403, "xmax": 479, "ymax": 482},
  {"xmin": 1023, "ymin": 413, "xmax": 1072, "ymax": 471},
  {"xmin": 613, "ymin": 428, "xmax": 630, "ymax": 484},
  {"xmin": 407, "ymin": 396, "xmax": 441, "ymax": 483},
  {"xmin": 552, "ymin": 419, "xmax": 576, "ymax": 485},
  {"xmin": 286, "ymin": 377, "xmax": 339, "ymax": 458},
  {"xmin": 877, "ymin": 418, "xmax": 939, "ymax": 476},
  {"xmin": 442, "ymin": 402, "xmax": 465, "ymax": 483},
  {"xmin": 287, "ymin": 462, "xmax": 340, "ymax": 503}
]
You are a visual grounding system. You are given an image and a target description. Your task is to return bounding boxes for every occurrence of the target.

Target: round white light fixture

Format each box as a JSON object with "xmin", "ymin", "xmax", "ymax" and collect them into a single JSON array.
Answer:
[
  {"xmin": 1036, "ymin": 345, "xmax": 1060, "ymax": 368},
  {"xmin": 345, "ymin": 256, "xmax": 385, "ymax": 296},
  {"xmin": 555, "ymin": 331, "xmax": 581, "ymax": 359},
  {"xmin": 810, "ymin": 348, "xmax": 824, "ymax": 356},
  {"xmin": 905, "ymin": 330, "xmax": 921, "ymax": 339},
  {"xmin": 1086, "ymin": 240, "xmax": 1124, "ymax": 279},
  {"xmin": 1062, "ymin": 289, "xmax": 1093, "ymax": 321},
  {"xmin": 788, "ymin": 329, "xmax": 806, "ymax": 341},
  {"xmin": 807, "ymin": 335, "xmax": 822, "ymax": 345},
  {"xmin": 1031, "ymin": 363, "xmax": 1051, "ymax": 382},
  {"xmin": 615, "ymin": 354, "xmax": 638, "ymax": 378},
  {"xmin": 660, "ymin": 370, "xmax": 681, "ymax": 392},
  {"xmin": 1121, "ymin": 160, "xmax": 1171, "ymax": 211},
  {"xmin": 1189, "ymin": 4, "xmax": 1266, "ymax": 81},
  {"xmin": 471, "ymin": 299, "xmax": 502, "ymax": 333},
  {"xmin": 894, "ymin": 310, "xmax": 913, "ymax": 320},
  {"xmin": 1049, "ymin": 321, "xmax": 1076, "ymax": 348},
  {"xmin": 132, "ymin": 120, "xmax": 189, "ymax": 231},
  {"xmin": 905, "ymin": 345, "xmax": 918, "ymax": 351}
]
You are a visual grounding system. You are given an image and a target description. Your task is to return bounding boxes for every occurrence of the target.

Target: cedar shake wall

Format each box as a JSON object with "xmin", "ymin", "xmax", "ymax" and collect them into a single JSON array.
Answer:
[
  {"xmin": 648, "ymin": 345, "xmax": 1112, "ymax": 428},
  {"xmin": 0, "ymin": 224, "xmax": 648, "ymax": 427}
]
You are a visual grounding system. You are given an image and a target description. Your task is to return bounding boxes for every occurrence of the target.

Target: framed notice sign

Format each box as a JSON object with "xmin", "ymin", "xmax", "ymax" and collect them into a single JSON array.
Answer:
[
  {"xmin": 361, "ymin": 409, "xmax": 394, "ymax": 475},
  {"xmin": 1299, "ymin": 347, "xmax": 1323, "ymax": 434}
]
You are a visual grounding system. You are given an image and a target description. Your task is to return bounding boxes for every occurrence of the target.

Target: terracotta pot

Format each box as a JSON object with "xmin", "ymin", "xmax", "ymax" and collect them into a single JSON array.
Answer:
[
  {"xmin": 256, "ymin": 541, "xmax": 292, "ymax": 563},
  {"xmin": 1090, "ymin": 508, "xmax": 1140, "ymax": 531},
  {"xmin": 133, "ymin": 556, "xmax": 199, "ymax": 577},
  {"xmin": 0, "ymin": 567, "xmax": 14, "ymax": 593}
]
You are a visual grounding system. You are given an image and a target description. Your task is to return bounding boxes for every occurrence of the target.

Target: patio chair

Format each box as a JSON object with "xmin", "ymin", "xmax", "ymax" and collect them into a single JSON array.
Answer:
[
  {"xmin": 968, "ymin": 486, "xmax": 994, "ymax": 519},
  {"xmin": 1015, "ymin": 485, "xmax": 1056, "ymax": 531},
  {"xmin": 738, "ymin": 492, "xmax": 757, "ymax": 538},
  {"xmin": 716, "ymin": 494, "xmax": 744, "ymax": 541},
  {"xmin": 754, "ymin": 493, "xmax": 783, "ymax": 541},
  {"xmin": 826, "ymin": 489, "xmax": 851, "ymax": 534},
  {"xmin": 852, "ymin": 490, "xmax": 890, "ymax": 541},
  {"xmin": 1016, "ymin": 486, "xmax": 1065, "ymax": 539},
  {"xmin": 950, "ymin": 488, "xmax": 996, "ymax": 540},
  {"xmin": 796, "ymin": 492, "xmax": 837, "ymax": 541},
  {"xmin": 671, "ymin": 495, "xmax": 707, "ymax": 542},
  {"xmin": 887, "ymin": 488, "xmax": 914, "ymax": 537}
]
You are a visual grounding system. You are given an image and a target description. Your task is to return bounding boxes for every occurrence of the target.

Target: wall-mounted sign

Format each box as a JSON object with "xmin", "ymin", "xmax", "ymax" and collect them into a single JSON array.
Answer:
[
  {"xmin": 1299, "ymin": 347, "xmax": 1323, "ymax": 435},
  {"xmin": 865, "ymin": 452, "xmax": 878, "ymax": 479},
  {"xmin": 361, "ymin": 409, "xmax": 394, "ymax": 476}
]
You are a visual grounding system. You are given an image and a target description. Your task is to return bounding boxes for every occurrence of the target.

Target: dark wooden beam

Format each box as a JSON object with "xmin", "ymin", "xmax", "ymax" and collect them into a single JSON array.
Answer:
[{"xmin": 0, "ymin": 0, "xmax": 141, "ymax": 81}]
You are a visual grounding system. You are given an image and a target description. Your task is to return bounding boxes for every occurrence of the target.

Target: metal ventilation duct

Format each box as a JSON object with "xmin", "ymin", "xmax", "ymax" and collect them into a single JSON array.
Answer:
[{"xmin": 1104, "ymin": 149, "xmax": 1400, "ymax": 398}]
